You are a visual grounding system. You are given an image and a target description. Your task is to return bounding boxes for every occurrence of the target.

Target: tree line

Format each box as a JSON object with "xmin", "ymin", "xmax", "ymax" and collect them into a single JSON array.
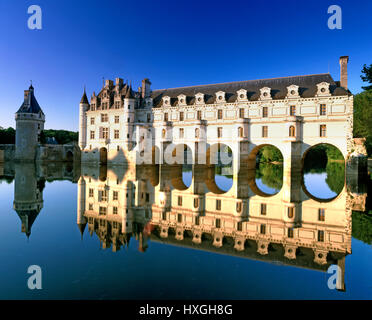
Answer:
[
  {"xmin": 354, "ymin": 64, "xmax": 372, "ymax": 156},
  {"xmin": 0, "ymin": 128, "xmax": 78, "ymax": 145}
]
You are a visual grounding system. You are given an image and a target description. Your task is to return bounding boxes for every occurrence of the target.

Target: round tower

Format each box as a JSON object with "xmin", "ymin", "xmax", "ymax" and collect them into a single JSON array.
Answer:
[
  {"xmin": 15, "ymin": 85, "xmax": 45, "ymax": 161},
  {"xmin": 123, "ymin": 85, "xmax": 135, "ymax": 149},
  {"xmin": 79, "ymin": 88, "xmax": 89, "ymax": 150}
]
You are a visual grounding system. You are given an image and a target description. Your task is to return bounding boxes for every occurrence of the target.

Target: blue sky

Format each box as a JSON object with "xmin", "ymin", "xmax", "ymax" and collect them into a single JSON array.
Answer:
[{"xmin": 1, "ymin": 0, "xmax": 371, "ymax": 131}]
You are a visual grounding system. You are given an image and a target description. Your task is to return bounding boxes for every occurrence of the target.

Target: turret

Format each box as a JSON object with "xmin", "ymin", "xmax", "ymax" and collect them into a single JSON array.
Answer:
[
  {"xmin": 77, "ymin": 176, "xmax": 87, "ymax": 239},
  {"xmin": 15, "ymin": 84, "xmax": 45, "ymax": 161},
  {"xmin": 123, "ymin": 85, "xmax": 135, "ymax": 148},
  {"xmin": 13, "ymin": 163, "xmax": 43, "ymax": 239},
  {"xmin": 79, "ymin": 88, "xmax": 89, "ymax": 150}
]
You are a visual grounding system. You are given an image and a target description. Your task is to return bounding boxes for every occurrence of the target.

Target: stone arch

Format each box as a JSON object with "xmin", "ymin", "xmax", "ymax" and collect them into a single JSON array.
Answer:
[
  {"xmin": 170, "ymin": 165, "xmax": 191, "ymax": 191},
  {"xmin": 301, "ymin": 143, "xmax": 345, "ymax": 202},
  {"xmin": 247, "ymin": 144, "xmax": 284, "ymax": 197},
  {"xmin": 168, "ymin": 143, "xmax": 193, "ymax": 165},
  {"xmin": 99, "ymin": 147, "xmax": 107, "ymax": 164}
]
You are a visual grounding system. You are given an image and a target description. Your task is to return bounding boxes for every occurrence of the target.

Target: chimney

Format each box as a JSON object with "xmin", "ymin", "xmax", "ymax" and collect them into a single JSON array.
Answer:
[
  {"xmin": 339, "ymin": 56, "xmax": 349, "ymax": 90},
  {"xmin": 141, "ymin": 78, "xmax": 151, "ymax": 99},
  {"xmin": 115, "ymin": 77, "xmax": 123, "ymax": 87},
  {"xmin": 24, "ymin": 90, "xmax": 30, "ymax": 101},
  {"xmin": 105, "ymin": 79, "xmax": 113, "ymax": 88}
]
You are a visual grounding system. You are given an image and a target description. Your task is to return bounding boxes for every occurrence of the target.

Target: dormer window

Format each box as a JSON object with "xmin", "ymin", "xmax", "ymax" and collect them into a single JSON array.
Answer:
[
  {"xmin": 286, "ymin": 85, "xmax": 299, "ymax": 98},
  {"xmin": 316, "ymin": 82, "xmax": 331, "ymax": 96},
  {"xmin": 195, "ymin": 93, "xmax": 204, "ymax": 104},
  {"xmin": 237, "ymin": 89, "xmax": 248, "ymax": 101},
  {"xmin": 163, "ymin": 96, "xmax": 171, "ymax": 106},
  {"xmin": 178, "ymin": 94, "xmax": 187, "ymax": 106},
  {"xmin": 215, "ymin": 91, "xmax": 225, "ymax": 103},
  {"xmin": 260, "ymin": 87, "xmax": 272, "ymax": 100}
]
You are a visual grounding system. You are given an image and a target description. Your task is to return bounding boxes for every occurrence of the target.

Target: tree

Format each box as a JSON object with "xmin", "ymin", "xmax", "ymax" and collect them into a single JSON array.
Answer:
[
  {"xmin": 361, "ymin": 64, "xmax": 372, "ymax": 91},
  {"xmin": 353, "ymin": 90, "xmax": 372, "ymax": 156}
]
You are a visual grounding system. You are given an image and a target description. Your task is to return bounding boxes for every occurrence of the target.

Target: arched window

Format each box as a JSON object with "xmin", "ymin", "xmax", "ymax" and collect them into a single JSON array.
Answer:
[
  {"xmin": 289, "ymin": 126, "xmax": 295, "ymax": 137},
  {"xmin": 288, "ymin": 207, "xmax": 294, "ymax": 218},
  {"xmin": 236, "ymin": 202, "xmax": 242, "ymax": 213},
  {"xmin": 194, "ymin": 198, "xmax": 199, "ymax": 208},
  {"xmin": 238, "ymin": 127, "xmax": 243, "ymax": 138},
  {"xmin": 195, "ymin": 128, "xmax": 199, "ymax": 138},
  {"xmin": 162, "ymin": 129, "xmax": 166, "ymax": 138}
]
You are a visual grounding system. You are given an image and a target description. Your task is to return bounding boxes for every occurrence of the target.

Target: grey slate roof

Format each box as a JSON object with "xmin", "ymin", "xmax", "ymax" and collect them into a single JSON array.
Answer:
[
  {"xmin": 151, "ymin": 73, "xmax": 349, "ymax": 107},
  {"xmin": 80, "ymin": 89, "xmax": 89, "ymax": 104},
  {"xmin": 16, "ymin": 86, "xmax": 45, "ymax": 115}
]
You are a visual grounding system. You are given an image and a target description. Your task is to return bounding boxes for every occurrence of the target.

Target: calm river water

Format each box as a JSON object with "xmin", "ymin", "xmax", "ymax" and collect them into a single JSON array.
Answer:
[{"xmin": 0, "ymin": 161, "xmax": 371, "ymax": 299}]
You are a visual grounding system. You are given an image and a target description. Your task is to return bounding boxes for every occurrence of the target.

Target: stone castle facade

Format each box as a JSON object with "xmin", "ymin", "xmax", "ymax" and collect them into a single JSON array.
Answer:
[{"xmin": 79, "ymin": 56, "xmax": 366, "ymax": 175}]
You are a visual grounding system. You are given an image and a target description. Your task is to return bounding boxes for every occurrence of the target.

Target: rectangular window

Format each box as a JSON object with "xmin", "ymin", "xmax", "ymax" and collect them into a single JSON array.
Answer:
[
  {"xmin": 320, "ymin": 125, "xmax": 326, "ymax": 137},
  {"xmin": 90, "ymin": 131, "xmax": 95, "ymax": 139},
  {"xmin": 217, "ymin": 127, "xmax": 223, "ymax": 138},
  {"xmin": 89, "ymin": 188, "xmax": 94, "ymax": 198},
  {"xmin": 237, "ymin": 221, "xmax": 243, "ymax": 231},
  {"xmin": 216, "ymin": 218, "xmax": 221, "ymax": 228},
  {"xmin": 100, "ymin": 127, "xmax": 109, "ymax": 139},
  {"xmin": 115, "ymin": 101, "xmax": 120, "ymax": 109},
  {"xmin": 177, "ymin": 214, "xmax": 182, "ymax": 223},
  {"xmin": 318, "ymin": 230, "xmax": 325, "ymax": 242},
  {"xmin": 162, "ymin": 211, "xmax": 167, "ymax": 221},
  {"xmin": 178, "ymin": 196, "xmax": 183, "ymax": 206},
  {"xmin": 318, "ymin": 208, "xmax": 325, "ymax": 221},
  {"xmin": 89, "ymin": 203, "xmax": 93, "ymax": 211},
  {"xmin": 115, "ymin": 116, "xmax": 119, "ymax": 123},
  {"xmin": 239, "ymin": 108, "xmax": 245, "ymax": 118},
  {"xmin": 101, "ymin": 114, "xmax": 108, "ymax": 122},
  {"xmin": 147, "ymin": 113, "xmax": 151, "ymax": 122},
  {"xmin": 288, "ymin": 228, "xmax": 294, "ymax": 238},
  {"xmin": 91, "ymin": 104, "xmax": 95, "ymax": 111},
  {"xmin": 290, "ymin": 105, "xmax": 296, "ymax": 116},
  {"xmin": 146, "ymin": 193, "xmax": 150, "ymax": 202},
  {"xmin": 99, "ymin": 190, "xmax": 108, "ymax": 202},
  {"xmin": 195, "ymin": 216, "xmax": 200, "ymax": 226},
  {"xmin": 218, "ymin": 109, "xmax": 223, "ymax": 119},
  {"xmin": 261, "ymin": 203, "xmax": 267, "ymax": 215},
  {"xmin": 262, "ymin": 107, "xmax": 268, "ymax": 118},
  {"xmin": 90, "ymin": 117, "xmax": 95, "ymax": 125},
  {"xmin": 197, "ymin": 110, "xmax": 202, "ymax": 120},
  {"xmin": 320, "ymin": 104, "xmax": 326, "ymax": 116},
  {"xmin": 113, "ymin": 191, "xmax": 118, "ymax": 201},
  {"xmin": 216, "ymin": 199, "xmax": 221, "ymax": 210},
  {"xmin": 260, "ymin": 224, "xmax": 266, "ymax": 234},
  {"xmin": 114, "ymin": 130, "xmax": 120, "ymax": 139},
  {"xmin": 180, "ymin": 112, "xmax": 184, "ymax": 121},
  {"xmin": 99, "ymin": 207, "xmax": 107, "ymax": 215},
  {"xmin": 262, "ymin": 126, "xmax": 268, "ymax": 138},
  {"xmin": 113, "ymin": 207, "xmax": 118, "ymax": 215},
  {"xmin": 179, "ymin": 128, "xmax": 184, "ymax": 139},
  {"xmin": 164, "ymin": 113, "xmax": 168, "ymax": 122}
]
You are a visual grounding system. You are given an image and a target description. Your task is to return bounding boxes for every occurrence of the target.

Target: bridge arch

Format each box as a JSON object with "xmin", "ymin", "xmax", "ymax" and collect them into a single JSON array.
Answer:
[
  {"xmin": 301, "ymin": 143, "xmax": 345, "ymax": 202},
  {"xmin": 246, "ymin": 144, "xmax": 284, "ymax": 197}
]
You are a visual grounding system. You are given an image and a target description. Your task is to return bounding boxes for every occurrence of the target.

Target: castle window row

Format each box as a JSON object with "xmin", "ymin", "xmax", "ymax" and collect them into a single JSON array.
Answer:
[{"xmin": 157, "ymin": 104, "xmax": 329, "ymax": 122}]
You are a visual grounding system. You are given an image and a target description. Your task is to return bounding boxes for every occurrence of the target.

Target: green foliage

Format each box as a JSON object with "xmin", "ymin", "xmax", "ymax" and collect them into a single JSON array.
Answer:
[
  {"xmin": 325, "ymin": 162, "xmax": 345, "ymax": 194},
  {"xmin": 257, "ymin": 146, "xmax": 283, "ymax": 162},
  {"xmin": 352, "ymin": 211, "xmax": 372, "ymax": 245},
  {"xmin": 255, "ymin": 162, "xmax": 283, "ymax": 190},
  {"xmin": 361, "ymin": 64, "xmax": 372, "ymax": 91},
  {"xmin": 41, "ymin": 129, "xmax": 78, "ymax": 145},
  {"xmin": 353, "ymin": 89, "xmax": 372, "ymax": 140},
  {"xmin": 0, "ymin": 127, "xmax": 15, "ymax": 144}
]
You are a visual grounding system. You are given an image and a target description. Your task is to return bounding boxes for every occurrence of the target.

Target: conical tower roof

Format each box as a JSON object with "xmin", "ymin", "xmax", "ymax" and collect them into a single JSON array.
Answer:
[{"xmin": 16, "ymin": 85, "xmax": 44, "ymax": 115}]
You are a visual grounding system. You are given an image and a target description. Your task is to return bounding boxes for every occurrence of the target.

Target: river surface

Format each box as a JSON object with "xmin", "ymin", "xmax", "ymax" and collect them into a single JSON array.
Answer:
[{"xmin": 0, "ymin": 161, "xmax": 371, "ymax": 299}]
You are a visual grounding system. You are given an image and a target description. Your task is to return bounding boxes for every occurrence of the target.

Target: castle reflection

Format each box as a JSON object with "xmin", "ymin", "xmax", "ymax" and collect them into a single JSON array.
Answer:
[
  {"xmin": 77, "ymin": 163, "xmax": 367, "ymax": 291},
  {"xmin": 0, "ymin": 160, "xmax": 367, "ymax": 292}
]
